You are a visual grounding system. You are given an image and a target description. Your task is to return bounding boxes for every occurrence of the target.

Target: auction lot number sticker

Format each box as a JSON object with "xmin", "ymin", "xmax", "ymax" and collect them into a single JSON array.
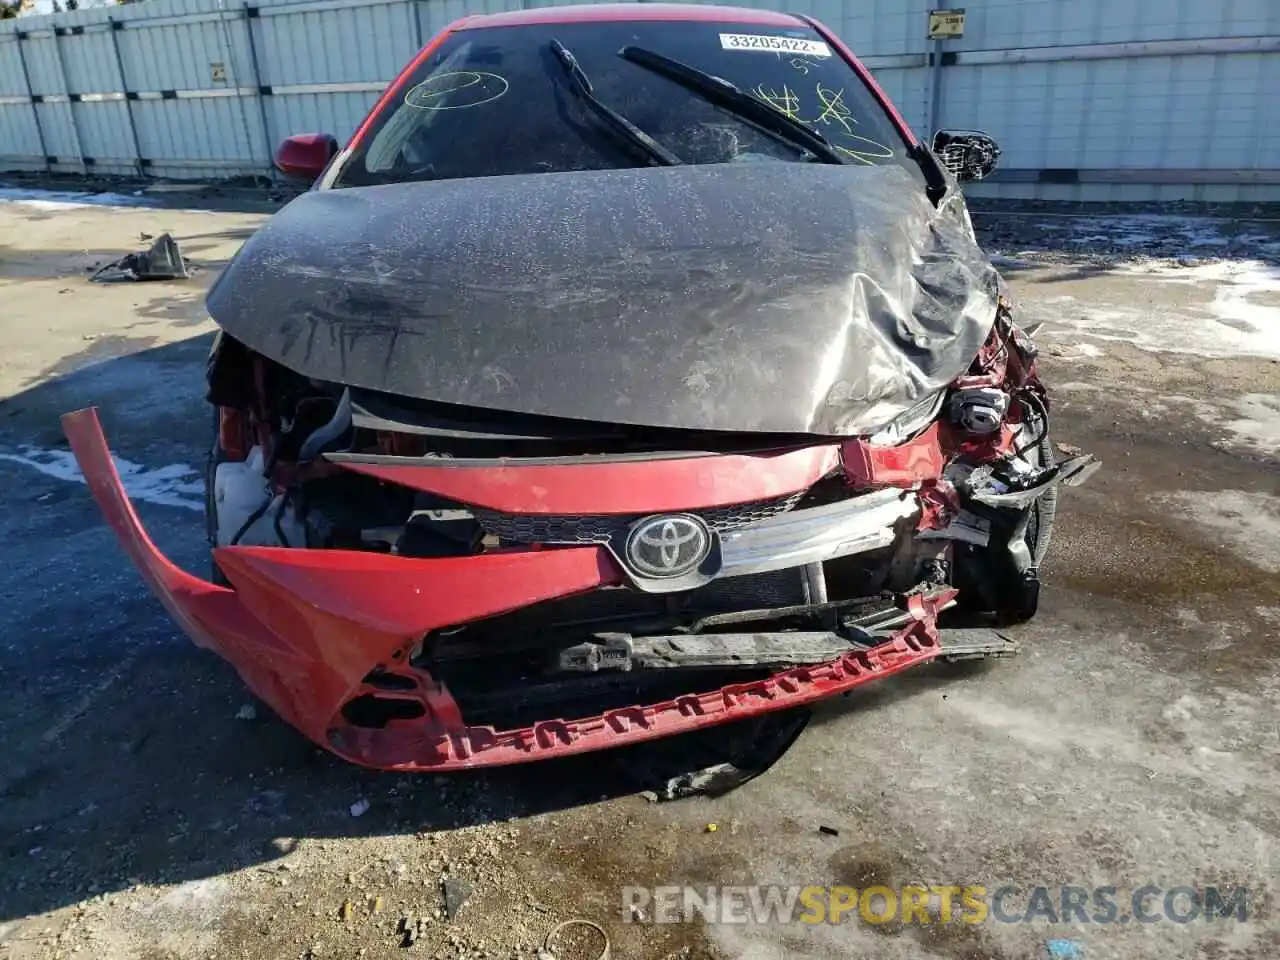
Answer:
[{"xmin": 719, "ymin": 33, "xmax": 833, "ymax": 56}]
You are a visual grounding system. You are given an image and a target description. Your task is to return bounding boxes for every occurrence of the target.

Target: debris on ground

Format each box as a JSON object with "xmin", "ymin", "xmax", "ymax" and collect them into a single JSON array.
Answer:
[
  {"xmin": 265, "ymin": 837, "xmax": 298, "ymax": 856},
  {"xmin": 441, "ymin": 876, "xmax": 473, "ymax": 920},
  {"xmin": 349, "ymin": 798, "xmax": 371, "ymax": 818},
  {"xmin": 1057, "ymin": 442, "xmax": 1083, "ymax": 456},
  {"xmin": 398, "ymin": 910, "xmax": 437, "ymax": 947},
  {"xmin": 653, "ymin": 763, "xmax": 751, "ymax": 801},
  {"xmin": 818, "ymin": 825, "xmax": 840, "ymax": 837},
  {"xmin": 235, "ymin": 703, "xmax": 257, "ymax": 720},
  {"xmin": 1045, "ymin": 939, "xmax": 1084, "ymax": 959},
  {"xmin": 541, "ymin": 919, "xmax": 611, "ymax": 960},
  {"xmin": 641, "ymin": 709, "xmax": 811, "ymax": 802},
  {"xmin": 89, "ymin": 232, "xmax": 190, "ymax": 282},
  {"xmin": 399, "ymin": 913, "xmax": 419, "ymax": 947}
]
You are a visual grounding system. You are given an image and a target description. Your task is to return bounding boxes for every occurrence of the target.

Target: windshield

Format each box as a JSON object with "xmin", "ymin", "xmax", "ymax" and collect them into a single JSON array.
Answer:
[{"xmin": 332, "ymin": 20, "xmax": 921, "ymax": 187}]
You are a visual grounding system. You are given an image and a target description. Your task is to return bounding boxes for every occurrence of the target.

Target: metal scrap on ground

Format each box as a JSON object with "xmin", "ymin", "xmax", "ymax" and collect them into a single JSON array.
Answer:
[
  {"xmin": 89, "ymin": 232, "xmax": 190, "ymax": 282},
  {"xmin": 441, "ymin": 875, "xmax": 473, "ymax": 921}
]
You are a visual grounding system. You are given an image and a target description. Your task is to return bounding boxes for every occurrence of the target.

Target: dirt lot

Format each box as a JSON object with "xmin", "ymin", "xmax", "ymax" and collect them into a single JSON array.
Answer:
[{"xmin": 0, "ymin": 186, "xmax": 1277, "ymax": 960}]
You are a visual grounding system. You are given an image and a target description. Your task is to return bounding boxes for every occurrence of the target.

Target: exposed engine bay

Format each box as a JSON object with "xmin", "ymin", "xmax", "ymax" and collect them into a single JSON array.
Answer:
[
  {"xmin": 63, "ymin": 245, "xmax": 1101, "ymax": 775},
  {"xmin": 199, "ymin": 298, "xmax": 1097, "ymax": 741}
]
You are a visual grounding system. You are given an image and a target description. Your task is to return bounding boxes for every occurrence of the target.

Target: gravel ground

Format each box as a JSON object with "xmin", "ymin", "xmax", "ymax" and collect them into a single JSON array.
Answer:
[{"xmin": 0, "ymin": 186, "xmax": 1277, "ymax": 960}]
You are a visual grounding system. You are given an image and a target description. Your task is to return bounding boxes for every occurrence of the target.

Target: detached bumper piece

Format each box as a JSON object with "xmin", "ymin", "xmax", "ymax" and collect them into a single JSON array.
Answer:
[{"xmin": 64, "ymin": 407, "xmax": 1003, "ymax": 771}]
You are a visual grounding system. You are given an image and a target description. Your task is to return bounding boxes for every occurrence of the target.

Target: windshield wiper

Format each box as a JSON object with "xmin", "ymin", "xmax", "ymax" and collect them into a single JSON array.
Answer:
[
  {"xmin": 549, "ymin": 38, "xmax": 683, "ymax": 167},
  {"xmin": 618, "ymin": 46, "xmax": 847, "ymax": 166}
]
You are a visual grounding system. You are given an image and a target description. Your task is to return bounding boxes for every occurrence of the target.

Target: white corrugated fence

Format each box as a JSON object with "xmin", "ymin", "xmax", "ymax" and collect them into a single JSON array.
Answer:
[{"xmin": 0, "ymin": 0, "xmax": 1277, "ymax": 201}]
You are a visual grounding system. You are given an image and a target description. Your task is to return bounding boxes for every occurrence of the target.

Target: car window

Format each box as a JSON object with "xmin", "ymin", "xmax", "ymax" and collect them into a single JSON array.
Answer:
[{"xmin": 333, "ymin": 20, "xmax": 921, "ymax": 187}]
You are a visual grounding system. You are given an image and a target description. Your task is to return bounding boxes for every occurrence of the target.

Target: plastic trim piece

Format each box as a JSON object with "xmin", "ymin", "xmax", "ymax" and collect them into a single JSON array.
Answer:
[
  {"xmin": 329, "ymin": 445, "xmax": 843, "ymax": 515},
  {"xmin": 719, "ymin": 487, "xmax": 918, "ymax": 578}
]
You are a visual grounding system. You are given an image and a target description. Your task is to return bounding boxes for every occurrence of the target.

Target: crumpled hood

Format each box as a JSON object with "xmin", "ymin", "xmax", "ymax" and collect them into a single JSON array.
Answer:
[{"xmin": 206, "ymin": 162, "xmax": 1000, "ymax": 436}]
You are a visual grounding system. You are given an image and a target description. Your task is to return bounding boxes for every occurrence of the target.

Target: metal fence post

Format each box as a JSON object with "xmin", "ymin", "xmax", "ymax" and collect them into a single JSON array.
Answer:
[
  {"xmin": 410, "ymin": 0, "xmax": 422, "ymax": 49},
  {"xmin": 13, "ymin": 32, "xmax": 52, "ymax": 173},
  {"xmin": 926, "ymin": 42, "xmax": 942, "ymax": 135},
  {"xmin": 50, "ymin": 27, "xmax": 88, "ymax": 174},
  {"xmin": 241, "ymin": 4, "xmax": 275, "ymax": 174},
  {"xmin": 924, "ymin": 4, "xmax": 946, "ymax": 136},
  {"xmin": 923, "ymin": 6, "xmax": 963, "ymax": 139},
  {"xmin": 107, "ymin": 19, "xmax": 145, "ymax": 178}
]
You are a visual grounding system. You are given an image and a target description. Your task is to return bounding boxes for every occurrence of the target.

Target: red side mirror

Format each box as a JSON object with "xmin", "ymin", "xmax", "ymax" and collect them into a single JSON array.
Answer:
[{"xmin": 274, "ymin": 133, "xmax": 338, "ymax": 182}]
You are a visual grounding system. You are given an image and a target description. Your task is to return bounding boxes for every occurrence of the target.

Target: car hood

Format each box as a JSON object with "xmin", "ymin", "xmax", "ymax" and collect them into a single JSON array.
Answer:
[{"xmin": 206, "ymin": 162, "xmax": 1000, "ymax": 436}]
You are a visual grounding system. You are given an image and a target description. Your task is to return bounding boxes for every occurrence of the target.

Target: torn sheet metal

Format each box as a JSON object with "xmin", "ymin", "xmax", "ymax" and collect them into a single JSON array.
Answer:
[
  {"xmin": 91, "ymin": 233, "xmax": 189, "ymax": 282},
  {"xmin": 206, "ymin": 163, "xmax": 1000, "ymax": 436},
  {"xmin": 966, "ymin": 454, "xmax": 1101, "ymax": 510}
]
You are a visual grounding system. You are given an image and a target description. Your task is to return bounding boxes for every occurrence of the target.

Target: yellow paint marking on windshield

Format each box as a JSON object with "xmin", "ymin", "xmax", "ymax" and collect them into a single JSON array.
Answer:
[
  {"xmin": 813, "ymin": 84, "xmax": 855, "ymax": 136},
  {"xmin": 812, "ymin": 84, "xmax": 896, "ymax": 164},
  {"xmin": 752, "ymin": 84, "xmax": 802, "ymax": 120},
  {"xmin": 832, "ymin": 138, "xmax": 896, "ymax": 164},
  {"xmin": 404, "ymin": 71, "xmax": 509, "ymax": 110},
  {"xmin": 747, "ymin": 83, "xmax": 895, "ymax": 164}
]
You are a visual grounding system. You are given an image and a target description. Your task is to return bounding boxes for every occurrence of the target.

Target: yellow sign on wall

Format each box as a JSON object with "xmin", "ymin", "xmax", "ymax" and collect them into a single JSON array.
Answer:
[{"xmin": 928, "ymin": 9, "xmax": 966, "ymax": 38}]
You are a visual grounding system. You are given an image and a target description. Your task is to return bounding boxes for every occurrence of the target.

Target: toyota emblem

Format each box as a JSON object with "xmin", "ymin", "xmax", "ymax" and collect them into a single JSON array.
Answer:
[{"xmin": 623, "ymin": 514, "xmax": 712, "ymax": 579}]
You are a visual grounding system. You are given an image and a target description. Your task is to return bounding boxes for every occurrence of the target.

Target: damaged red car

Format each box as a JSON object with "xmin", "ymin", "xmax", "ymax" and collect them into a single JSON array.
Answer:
[{"xmin": 64, "ymin": 2, "xmax": 1098, "ymax": 772}]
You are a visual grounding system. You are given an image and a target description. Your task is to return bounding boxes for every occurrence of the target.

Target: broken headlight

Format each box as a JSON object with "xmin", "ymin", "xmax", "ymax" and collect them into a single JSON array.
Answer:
[
  {"xmin": 948, "ymin": 386, "xmax": 1010, "ymax": 434},
  {"xmin": 866, "ymin": 390, "xmax": 946, "ymax": 446}
]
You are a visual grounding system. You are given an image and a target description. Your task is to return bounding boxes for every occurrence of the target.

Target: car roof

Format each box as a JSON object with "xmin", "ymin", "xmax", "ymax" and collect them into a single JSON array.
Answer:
[{"xmin": 455, "ymin": 3, "xmax": 807, "ymax": 30}]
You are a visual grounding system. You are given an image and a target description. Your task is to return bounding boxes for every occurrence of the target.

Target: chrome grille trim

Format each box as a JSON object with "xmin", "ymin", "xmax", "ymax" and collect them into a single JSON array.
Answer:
[
  {"xmin": 471, "ymin": 488, "xmax": 919, "ymax": 593},
  {"xmin": 718, "ymin": 488, "xmax": 919, "ymax": 579},
  {"xmin": 472, "ymin": 492, "xmax": 806, "ymax": 545}
]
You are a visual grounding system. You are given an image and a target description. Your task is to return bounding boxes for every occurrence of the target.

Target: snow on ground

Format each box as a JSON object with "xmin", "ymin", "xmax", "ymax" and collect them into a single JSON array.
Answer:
[
  {"xmin": 1098, "ymin": 214, "xmax": 1236, "ymax": 251},
  {"xmin": 1049, "ymin": 341, "xmax": 1106, "ymax": 359},
  {"xmin": 989, "ymin": 253, "xmax": 1034, "ymax": 268},
  {"xmin": 1045, "ymin": 317, "xmax": 1276, "ymax": 366},
  {"xmin": 982, "ymin": 212, "xmax": 1280, "ymax": 362},
  {"xmin": 1024, "ymin": 376, "xmax": 1280, "ymax": 459},
  {"xmin": 1117, "ymin": 258, "xmax": 1280, "ymax": 350},
  {"xmin": 0, "ymin": 187, "xmax": 157, "ymax": 211},
  {"xmin": 1162, "ymin": 490, "xmax": 1280, "ymax": 575},
  {"xmin": 0, "ymin": 445, "xmax": 203, "ymax": 511},
  {"xmin": 981, "ymin": 212, "xmax": 1280, "ymax": 263},
  {"xmin": 1031, "ymin": 291, "xmax": 1280, "ymax": 362},
  {"xmin": 1221, "ymin": 394, "xmax": 1280, "ymax": 458}
]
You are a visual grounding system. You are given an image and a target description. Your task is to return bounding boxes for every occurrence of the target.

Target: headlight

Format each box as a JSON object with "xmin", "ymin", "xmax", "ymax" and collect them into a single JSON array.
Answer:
[{"xmin": 866, "ymin": 390, "xmax": 946, "ymax": 446}]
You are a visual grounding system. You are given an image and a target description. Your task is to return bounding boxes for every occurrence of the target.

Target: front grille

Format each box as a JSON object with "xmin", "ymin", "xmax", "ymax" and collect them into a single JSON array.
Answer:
[
  {"xmin": 423, "ymin": 566, "xmax": 815, "ymax": 694},
  {"xmin": 436, "ymin": 568, "xmax": 811, "ymax": 650},
  {"xmin": 472, "ymin": 492, "xmax": 805, "ymax": 545}
]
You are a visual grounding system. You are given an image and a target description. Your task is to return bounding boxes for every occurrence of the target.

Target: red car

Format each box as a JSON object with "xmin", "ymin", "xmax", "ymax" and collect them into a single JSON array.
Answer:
[{"xmin": 65, "ymin": 2, "xmax": 1097, "ymax": 771}]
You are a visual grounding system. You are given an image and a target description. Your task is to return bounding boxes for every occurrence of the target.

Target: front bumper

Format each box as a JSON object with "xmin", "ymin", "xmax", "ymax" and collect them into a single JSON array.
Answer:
[{"xmin": 64, "ymin": 407, "xmax": 959, "ymax": 771}]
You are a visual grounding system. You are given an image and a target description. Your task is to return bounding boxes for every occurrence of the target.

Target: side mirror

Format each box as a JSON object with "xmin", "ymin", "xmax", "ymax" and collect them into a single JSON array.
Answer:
[
  {"xmin": 932, "ymin": 130, "xmax": 1000, "ymax": 182},
  {"xmin": 274, "ymin": 133, "xmax": 338, "ymax": 182}
]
